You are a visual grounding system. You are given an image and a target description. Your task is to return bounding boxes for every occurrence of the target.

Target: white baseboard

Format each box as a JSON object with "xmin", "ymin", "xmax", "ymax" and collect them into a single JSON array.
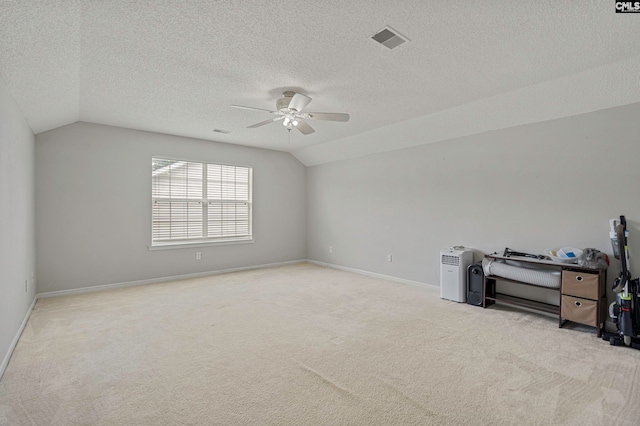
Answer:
[
  {"xmin": 0, "ymin": 296, "xmax": 37, "ymax": 381},
  {"xmin": 306, "ymin": 259, "xmax": 438, "ymax": 290},
  {"xmin": 37, "ymin": 259, "xmax": 307, "ymax": 299}
]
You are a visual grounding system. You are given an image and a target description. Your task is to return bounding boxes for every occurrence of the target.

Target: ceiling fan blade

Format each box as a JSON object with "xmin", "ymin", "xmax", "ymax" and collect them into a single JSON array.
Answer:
[
  {"xmin": 230, "ymin": 105, "xmax": 277, "ymax": 114},
  {"xmin": 307, "ymin": 112, "xmax": 350, "ymax": 122},
  {"xmin": 295, "ymin": 119, "xmax": 315, "ymax": 135},
  {"xmin": 288, "ymin": 93, "xmax": 312, "ymax": 112},
  {"xmin": 247, "ymin": 116, "xmax": 284, "ymax": 128}
]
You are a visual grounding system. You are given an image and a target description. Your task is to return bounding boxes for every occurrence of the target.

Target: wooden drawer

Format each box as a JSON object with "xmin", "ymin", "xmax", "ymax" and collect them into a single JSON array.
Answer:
[
  {"xmin": 561, "ymin": 295, "xmax": 599, "ymax": 327},
  {"xmin": 562, "ymin": 270, "xmax": 599, "ymax": 299}
]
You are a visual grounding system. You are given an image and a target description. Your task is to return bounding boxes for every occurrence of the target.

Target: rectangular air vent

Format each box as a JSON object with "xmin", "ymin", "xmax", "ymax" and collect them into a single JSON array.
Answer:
[
  {"xmin": 371, "ymin": 26, "xmax": 409, "ymax": 50},
  {"xmin": 441, "ymin": 255, "xmax": 460, "ymax": 266},
  {"xmin": 212, "ymin": 128, "xmax": 231, "ymax": 134}
]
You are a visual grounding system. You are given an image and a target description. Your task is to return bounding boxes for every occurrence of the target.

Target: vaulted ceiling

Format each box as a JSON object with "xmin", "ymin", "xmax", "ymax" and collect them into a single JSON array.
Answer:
[{"xmin": 1, "ymin": 1, "xmax": 639, "ymax": 166}]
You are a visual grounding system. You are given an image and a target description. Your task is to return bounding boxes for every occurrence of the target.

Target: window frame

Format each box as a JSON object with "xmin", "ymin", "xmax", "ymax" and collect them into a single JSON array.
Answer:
[{"xmin": 149, "ymin": 156, "xmax": 254, "ymax": 249}]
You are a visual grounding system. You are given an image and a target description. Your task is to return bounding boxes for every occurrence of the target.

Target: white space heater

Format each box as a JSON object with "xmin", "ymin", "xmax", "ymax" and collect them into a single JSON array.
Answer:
[{"xmin": 440, "ymin": 247, "xmax": 473, "ymax": 303}]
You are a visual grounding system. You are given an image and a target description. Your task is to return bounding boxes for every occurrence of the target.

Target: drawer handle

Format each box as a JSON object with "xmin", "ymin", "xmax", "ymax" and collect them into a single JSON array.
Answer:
[
  {"xmin": 574, "ymin": 301, "xmax": 582, "ymax": 307},
  {"xmin": 576, "ymin": 276, "xmax": 583, "ymax": 282}
]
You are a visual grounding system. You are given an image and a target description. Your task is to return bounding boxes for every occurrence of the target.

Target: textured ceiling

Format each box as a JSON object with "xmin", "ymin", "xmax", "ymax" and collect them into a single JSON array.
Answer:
[{"xmin": 1, "ymin": 1, "xmax": 640, "ymax": 165}]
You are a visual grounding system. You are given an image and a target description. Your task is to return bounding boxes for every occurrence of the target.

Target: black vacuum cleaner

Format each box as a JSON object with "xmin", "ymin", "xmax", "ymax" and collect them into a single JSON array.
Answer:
[{"xmin": 602, "ymin": 215, "xmax": 640, "ymax": 349}]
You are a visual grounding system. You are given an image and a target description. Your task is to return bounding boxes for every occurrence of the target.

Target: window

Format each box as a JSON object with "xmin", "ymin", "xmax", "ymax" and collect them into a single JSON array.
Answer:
[{"xmin": 151, "ymin": 158, "xmax": 252, "ymax": 246}]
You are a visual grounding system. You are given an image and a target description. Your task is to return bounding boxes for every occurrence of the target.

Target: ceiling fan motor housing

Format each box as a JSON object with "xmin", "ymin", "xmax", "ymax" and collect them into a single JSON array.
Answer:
[{"xmin": 276, "ymin": 91, "xmax": 296, "ymax": 111}]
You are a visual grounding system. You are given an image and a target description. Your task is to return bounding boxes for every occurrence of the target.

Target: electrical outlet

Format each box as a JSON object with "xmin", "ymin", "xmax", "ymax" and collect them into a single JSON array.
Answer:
[
  {"xmin": 387, "ymin": 254, "xmax": 393, "ymax": 262},
  {"xmin": 196, "ymin": 252, "xmax": 202, "ymax": 260},
  {"xmin": 329, "ymin": 246, "xmax": 333, "ymax": 254}
]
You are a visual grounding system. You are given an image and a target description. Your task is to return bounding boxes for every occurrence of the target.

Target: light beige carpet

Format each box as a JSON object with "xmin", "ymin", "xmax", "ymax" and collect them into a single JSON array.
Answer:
[{"xmin": 1, "ymin": 262, "xmax": 640, "ymax": 425}]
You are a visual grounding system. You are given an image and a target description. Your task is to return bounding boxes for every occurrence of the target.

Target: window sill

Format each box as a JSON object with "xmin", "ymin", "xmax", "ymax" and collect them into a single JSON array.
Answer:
[{"xmin": 148, "ymin": 238, "xmax": 254, "ymax": 250}]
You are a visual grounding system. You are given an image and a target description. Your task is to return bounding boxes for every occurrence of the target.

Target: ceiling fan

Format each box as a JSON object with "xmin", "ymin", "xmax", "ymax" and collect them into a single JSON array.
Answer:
[{"xmin": 230, "ymin": 91, "xmax": 349, "ymax": 135}]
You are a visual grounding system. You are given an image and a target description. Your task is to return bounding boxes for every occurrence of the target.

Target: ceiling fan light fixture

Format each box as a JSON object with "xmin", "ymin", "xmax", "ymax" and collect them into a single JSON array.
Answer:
[
  {"xmin": 292, "ymin": 119, "xmax": 299, "ymax": 126},
  {"xmin": 283, "ymin": 117, "xmax": 290, "ymax": 126}
]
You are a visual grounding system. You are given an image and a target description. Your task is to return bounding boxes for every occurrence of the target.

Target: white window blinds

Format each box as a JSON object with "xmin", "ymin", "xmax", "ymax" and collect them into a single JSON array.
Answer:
[{"xmin": 152, "ymin": 158, "xmax": 252, "ymax": 245}]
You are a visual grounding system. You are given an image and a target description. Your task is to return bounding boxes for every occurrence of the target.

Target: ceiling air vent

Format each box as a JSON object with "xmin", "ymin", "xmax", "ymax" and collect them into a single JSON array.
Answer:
[
  {"xmin": 371, "ymin": 26, "xmax": 409, "ymax": 50},
  {"xmin": 212, "ymin": 128, "xmax": 231, "ymax": 134}
]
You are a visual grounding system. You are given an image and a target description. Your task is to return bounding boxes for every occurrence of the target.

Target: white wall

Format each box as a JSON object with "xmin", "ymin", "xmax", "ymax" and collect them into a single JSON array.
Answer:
[
  {"xmin": 307, "ymin": 102, "xmax": 640, "ymax": 295},
  {"xmin": 0, "ymin": 76, "xmax": 36, "ymax": 375},
  {"xmin": 36, "ymin": 123, "xmax": 306, "ymax": 293}
]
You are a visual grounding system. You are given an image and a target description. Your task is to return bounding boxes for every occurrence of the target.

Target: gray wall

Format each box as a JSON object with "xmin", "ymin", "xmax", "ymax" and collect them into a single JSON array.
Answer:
[
  {"xmin": 0, "ymin": 76, "xmax": 36, "ymax": 372},
  {"xmin": 307, "ymin": 102, "xmax": 640, "ymax": 293},
  {"xmin": 36, "ymin": 123, "xmax": 306, "ymax": 293}
]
